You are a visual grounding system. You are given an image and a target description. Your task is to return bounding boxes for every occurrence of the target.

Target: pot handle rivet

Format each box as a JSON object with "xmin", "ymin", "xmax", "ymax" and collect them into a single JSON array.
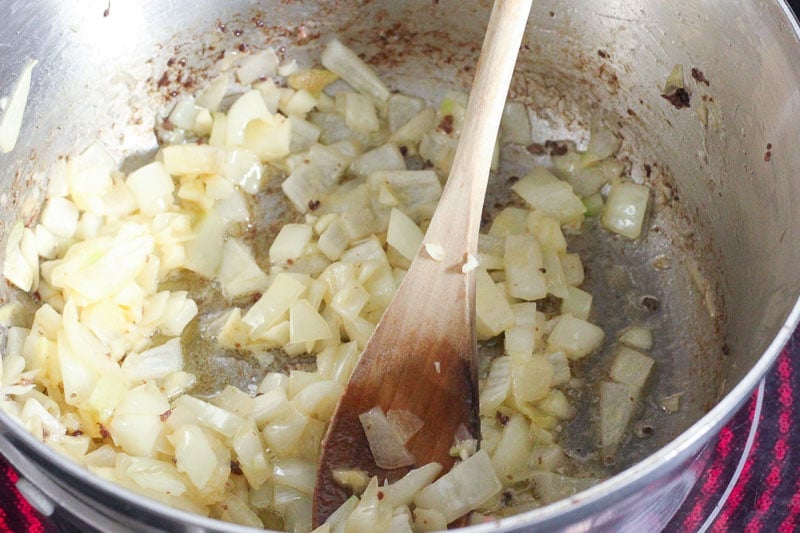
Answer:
[{"xmin": 15, "ymin": 477, "xmax": 56, "ymax": 517}]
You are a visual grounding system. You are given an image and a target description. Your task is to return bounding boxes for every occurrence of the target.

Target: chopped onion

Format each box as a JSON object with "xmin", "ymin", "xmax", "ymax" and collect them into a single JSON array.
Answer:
[
  {"xmin": 609, "ymin": 345, "xmax": 654, "ymax": 391},
  {"xmin": 602, "ymin": 181, "xmax": 650, "ymax": 239},
  {"xmin": 599, "ymin": 380, "xmax": 638, "ymax": 457},
  {"xmin": 386, "ymin": 208, "xmax": 423, "ymax": 262},
  {"xmin": 237, "ymin": 48, "xmax": 279, "ymax": 85},
  {"xmin": 423, "ymin": 243, "xmax": 445, "ymax": 262},
  {"xmin": 385, "ymin": 463, "xmax": 442, "ymax": 507},
  {"xmin": 461, "ymin": 253, "xmax": 479, "ymax": 274},
  {"xmin": 479, "ymin": 356, "xmax": 511, "ymax": 416},
  {"xmin": 359, "ymin": 406, "xmax": 415, "ymax": 469},
  {"xmin": 121, "ymin": 338, "xmax": 183, "ymax": 381},
  {"xmin": 0, "ymin": 59, "xmax": 37, "ymax": 153},
  {"xmin": 321, "ymin": 39, "xmax": 390, "ymax": 103},
  {"xmin": 619, "ymin": 326, "xmax": 654, "ymax": 351},
  {"xmin": 331, "ymin": 469, "xmax": 371, "ymax": 495},
  {"xmin": 413, "ymin": 449, "xmax": 501, "ymax": 523},
  {"xmin": 386, "ymin": 409, "xmax": 424, "ymax": 444}
]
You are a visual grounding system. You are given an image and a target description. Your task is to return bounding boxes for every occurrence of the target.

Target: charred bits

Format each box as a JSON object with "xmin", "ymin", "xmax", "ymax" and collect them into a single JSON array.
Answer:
[
  {"xmin": 661, "ymin": 88, "xmax": 691, "ymax": 109},
  {"xmin": 691, "ymin": 67, "xmax": 710, "ymax": 86}
]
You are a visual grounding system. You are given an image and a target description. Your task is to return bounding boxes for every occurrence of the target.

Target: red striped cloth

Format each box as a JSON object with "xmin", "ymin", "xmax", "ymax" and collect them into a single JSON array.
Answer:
[{"xmin": 1, "ymin": 330, "xmax": 799, "ymax": 531}]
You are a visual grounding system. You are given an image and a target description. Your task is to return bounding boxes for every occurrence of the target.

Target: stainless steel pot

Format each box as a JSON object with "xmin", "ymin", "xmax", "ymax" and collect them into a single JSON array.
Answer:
[{"xmin": 1, "ymin": 0, "xmax": 799, "ymax": 531}]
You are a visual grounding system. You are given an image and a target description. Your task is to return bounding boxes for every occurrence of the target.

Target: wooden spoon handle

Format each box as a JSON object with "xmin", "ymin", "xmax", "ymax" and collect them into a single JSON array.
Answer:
[{"xmin": 424, "ymin": 0, "xmax": 532, "ymax": 254}]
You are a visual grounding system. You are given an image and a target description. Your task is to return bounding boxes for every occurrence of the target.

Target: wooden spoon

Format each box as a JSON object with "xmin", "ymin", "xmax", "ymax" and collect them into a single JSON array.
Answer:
[{"xmin": 313, "ymin": 0, "xmax": 533, "ymax": 525}]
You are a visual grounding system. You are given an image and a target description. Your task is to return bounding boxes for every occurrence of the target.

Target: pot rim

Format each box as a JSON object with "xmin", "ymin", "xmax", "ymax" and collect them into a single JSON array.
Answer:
[{"xmin": 1, "ymin": 0, "xmax": 800, "ymax": 531}]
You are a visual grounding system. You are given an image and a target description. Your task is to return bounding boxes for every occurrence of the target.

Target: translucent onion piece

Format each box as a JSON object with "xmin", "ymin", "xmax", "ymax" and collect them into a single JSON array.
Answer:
[{"xmin": 358, "ymin": 406, "xmax": 415, "ymax": 469}]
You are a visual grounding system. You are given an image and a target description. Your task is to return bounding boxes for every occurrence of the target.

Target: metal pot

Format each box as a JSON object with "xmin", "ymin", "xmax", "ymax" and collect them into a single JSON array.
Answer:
[{"xmin": 1, "ymin": 0, "xmax": 799, "ymax": 531}]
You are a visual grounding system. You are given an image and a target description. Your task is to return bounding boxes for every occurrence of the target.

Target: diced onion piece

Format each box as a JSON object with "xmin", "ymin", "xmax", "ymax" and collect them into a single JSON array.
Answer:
[
  {"xmin": 289, "ymin": 115, "xmax": 322, "ymax": 153},
  {"xmin": 561, "ymin": 286, "xmax": 593, "ymax": 320},
  {"xmin": 568, "ymin": 159, "xmax": 624, "ymax": 198},
  {"xmin": 390, "ymin": 506, "xmax": 414, "ymax": 533},
  {"xmin": 289, "ymin": 299, "xmax": 333, "ymax": 345},
  {"xmin": 183, "ymin": 211, "xmax": 225, "ymax": 278},
  {"xmin": 217, "ymin": 238, "xmax": 269, "ymax": 298},
  {"xmin": 116, "ymin": 454, "xmax": 187, "ymax": 497},
  {"xmin": 172, "ymin": 395, "xmax": 247, "ymax": 438},
  {"xmin": 325, "ymin": 495, "xmax": 360, "ymax": 530},
  {"xmin": 287, "ymin": 68, "xmax": 339, "ymax": 94},
  {"xmin": 272, "ymin": 457, "xmax": 316, "ymax": 494},
  {"xmin": 359, "ymin": 406, "xmax": 415, "ymax": 469},
  {"xmin": 366, "ymin": 170, "xmax": 442, "ymax": 222},
  {"xmin": 599, "ymin": 380, "xmax": 639, "ymax": 457},
  {"xmin": 461, "ymin": 253, "xmax": 479, "ymax": 273},
  {"xmin": 504, "ymin": 233, "xmax": 546, "ymax": 301},
  {"xmin": 344, "ymin": 92, "xmax": 380, "ymax": 133},
  {"xmin": 3, "ymin": 222, "xmax": 34, "ymax": 291},
  {"xmin": 475, "ymin": 268, "xmax": 515, "ymax": 339},
  {"xmin": 386, "ymin": 409, "xmax": 424, "ymax": 444},
  {"xmin": 68, "ymin": 142, "xmax": 116, "ymax": 213},
  {"xmin": 479, "ymin": 356, "xmax": 512, "ymax": 416},
  {"xmin": 609, "ymin": 345, "xmax": 654, "ymax": 391},
  {"xmin": 331, "ymin": 281, "xmax": 369, "ymax": 319},
  {"xmin": 490, "ymin": 207, "xmax": 528, "ymax": 236},
  {"xmin": 663, "ymin": 63, "xmax": 685, "ymax": 94},
  {"xmin": 242, "ymin": 114, "xmax": 292, "ymax": 162},
  {"xmin": 223, "ymin": 148, "xmax": 264, "ymax": 194},
  {"xmin": 40, "ymin": 197, "xmax": 79, "ymax": 238},
  {"xmin": 110, "ymin": 382, "xmax": 170, "ymax": 458},
  {"xmin": 413, "ymin": 449, "xmax": 502, "ymax": 523},
  {"xmin": 547, "ymin": 314, "xmax": 604, "ymax": 359},
  {"xmin": 0, "ymin": 59, "xmax": 36, "ymax": 153},
  {"xmin": 292, "ymin": 380, "xmax": 344, "ymax": 422},
  {"xmin": 285, "ymin": 89, "xmax": 318, "ymax": 117},
  {"xmin": 343, "ymin": 477, "xmax": 393, "ymax": 533},
  {"xmin": 270, "ymin": 223, "xmax": 313, "ymax": 265},
  {"xmin": 388, "ymin": 93, "xmax": 426, "ymax": 132},
  {"xmin": 424, "ymin": 243, "xmax": 445, "ymax": 262},
  {"xmin": 561, "ymin": 253, "xmax": 585, "ymax": 286},
  {"xmin": 546, "ymin": 351, "xmax": 571, "ymax": 386},
  {"xmin": 231, "ymin": 423, "xmax": 272, "ymax": 489},
  {"xmin": 321, "ymin": 39, "xmax": 390, "ymax": 103},
  {"xmin": 500, "ymin": 101, "xmax": 531, "ymax": 145},
  {"xmin": 384, "ymin": 462, "xmax": 442, "ymax": 507},
  {"xmin": 162, "ymin": 144, "xmax": 222, "ymax": 176},
  {"xmin": 50, "ymin": 223, "xmax": 154, "ymax": 304},
  {"xmin": 602, "ymin": 181, "xmax": 650, "ymax": 239},
  {"xmin": 619, "ymin": 326, "xmax": 653, "ymax": 351},
  {"xmin": 490, "ymin": 414, "xmax": 532, "ymax": 485},
  {"xmin": 332, "ymin": 469, "xmax": 371, "ymax": 495},
  {"xmin": 195, "ymin": 75, "xmax": 228, "ymax": 112},
  {"xmin": 512, "ymin": 167, "xmax": 586, "ymax": 223},
  {"xmin": 413, "ymin": 508, "xmax": 448, "ymax": 531},
  {"xmin": 243, "ymin": 273, "xmax": 307, "ymax": 337},
  {"xmin": 168, "ymin": 99, "xmax": 202, "ymax": 131},
  {"xmin": 121, "ymin": 338, "xmax": 183, "ymax": 381},
  {"xmin": 317, "ymin": 220, "xmax": 349, "ymax": 261},
  {"xmin": 536, "ymin": 389, "xmax": 575, "ymax": 419},
  {"xmin": 226, "ymin": 90, "xmax": 271, "ymax": 146},
  {"xmin": 237, "ymin": 48, "xmax": 279, "ymax": 85},
  {"xmin": 126, "ymin": 162, "xmax": 174, "ymax": 215},
  {"xmin": 583, "ymin": 123, "xmax": 622, "ymax": 166},
  {"xmin": 169, "ymin": 424, "xmax": 222, "ymax": 490},
  {"xmin": 386, "ymin": 208, "xmax": 423, "ymax": 262},
  {"xmin": 511, "ymin": 355, "xmax": 554, "ymax": 404},
  {"xmin": 390, "ymin": 107, "xmax": 436, "ymax": 152},
  {"xmin": 351, "ymin": 143, "xmax": 406, "ymax": 179}
]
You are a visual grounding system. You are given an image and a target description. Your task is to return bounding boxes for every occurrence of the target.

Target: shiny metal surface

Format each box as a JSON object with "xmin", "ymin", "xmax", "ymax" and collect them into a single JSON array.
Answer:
[{"xmin": 1, "ymin": 0, "xmax": 799, "ymax": 531}]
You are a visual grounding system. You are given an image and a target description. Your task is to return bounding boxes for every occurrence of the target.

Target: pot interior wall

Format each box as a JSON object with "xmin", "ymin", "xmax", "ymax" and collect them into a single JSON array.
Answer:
[{"xmin": 1, "ymin": 0, "xmax": 799, "ymax": 525}]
